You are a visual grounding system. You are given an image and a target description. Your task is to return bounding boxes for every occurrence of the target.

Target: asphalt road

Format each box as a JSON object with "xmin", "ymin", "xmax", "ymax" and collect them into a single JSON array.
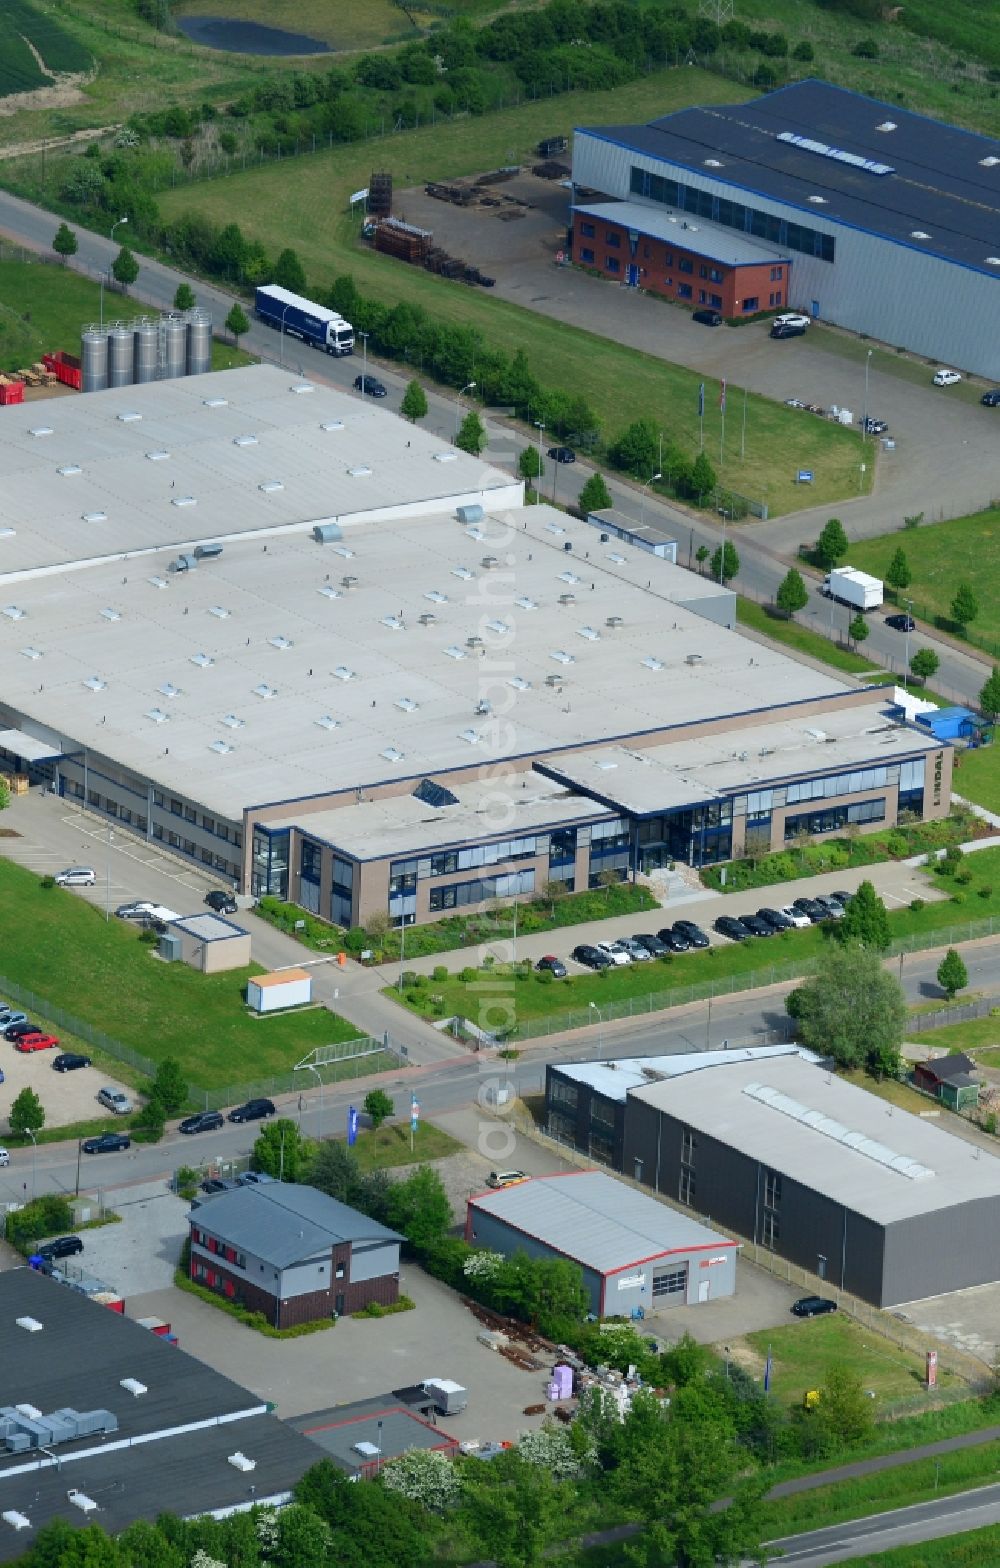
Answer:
[
  {"xmin": 766, "ymin": 1483, "xmax": 1000, "ymax": 1566},
  {"xmin": 0, "ymin": 189, "xmax": 991, "ymax": 709}
]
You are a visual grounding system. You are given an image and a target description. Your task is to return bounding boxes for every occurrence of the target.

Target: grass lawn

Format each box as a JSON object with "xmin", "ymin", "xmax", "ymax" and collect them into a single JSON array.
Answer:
[
  {"xmin": 954, "ymin": 744, "xmax": 1000, "ymax": 817},
  {"xmin": 737, "ymin": 598, "xmax": 887, "ymax": 678},
  {"xmin": 848, "ymin": 508, "xmax": 1000, "ymax": 659},
  {"xmin": 743, "ymin": 1315, "xmax": 960, "ymax": 1409},
  {"xmin": 840, "ymin": 1069, "xmax": 933, "ymax": 1115},
  {"xmin": 910, "ymin": 1015, "xmax": 1000, "ymax": 1066},
  {"xmin": 156, "ymin": 69, "xmax": 863, "ymax": 518},
  {"xmin": 820, "ymin": 1528, "xmax": 1000, "ymax": 1568},
  {"xmin": 0, "ymin": 857, "xmax": 360, "ymax": 1091},
  {"xmin": 349, "ymin": 1120, "xmax": 462, "ymax": 1173}
]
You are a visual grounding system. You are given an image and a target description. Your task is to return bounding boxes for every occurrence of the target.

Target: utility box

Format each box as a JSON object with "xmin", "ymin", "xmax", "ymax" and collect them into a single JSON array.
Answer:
[
  {"xmin": 423, "ymin": 1379, "xmax": 468, "ymax": 1416},
  {"xmin": 313, "ymin": 522, "xmax": 343, "ymax": 544},
  {"xmin": 457, "ymin": 504, "xmax": 484, "ymax": 525},
  {"xmin": 158, "ymin": 933, "xmax": 182, "ymax": 963},
  {"xmin": 169, "ymin": 554, "xmax": 197, "ymax": 573},
  {"xmin": 247, "ymin": 967, "xmax": 312, "ymax": 1013},
  {"xmin": 194, "ymin": 542, "xmax": 223, "ymax": 560}
]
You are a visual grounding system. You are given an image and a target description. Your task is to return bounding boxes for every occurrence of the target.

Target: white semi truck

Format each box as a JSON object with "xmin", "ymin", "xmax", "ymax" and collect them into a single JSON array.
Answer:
[{"xmin": 821, "ymin": 567, "xmax": 883, "ymax": 611}]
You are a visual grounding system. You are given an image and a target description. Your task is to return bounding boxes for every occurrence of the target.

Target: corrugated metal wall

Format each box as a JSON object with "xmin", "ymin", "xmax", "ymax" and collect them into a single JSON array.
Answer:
[{"xmin": 573, "ymin": 130, "xmax": 1000, "ymax": 380}]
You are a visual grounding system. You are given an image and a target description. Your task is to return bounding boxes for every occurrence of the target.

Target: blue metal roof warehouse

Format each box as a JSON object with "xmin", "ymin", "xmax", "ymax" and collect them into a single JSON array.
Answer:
[{"xmin": 572, "ymin": 80, "xmax": 1000, "ymax": 378}]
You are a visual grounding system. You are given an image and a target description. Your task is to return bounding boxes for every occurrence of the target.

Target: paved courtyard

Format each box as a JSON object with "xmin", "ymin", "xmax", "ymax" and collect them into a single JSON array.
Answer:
[
  {"xmin": 899, "ymin": 1281, "xmax": 1000, "ymax": 1366},
  {"xmin": 67, "ymin": 1179, "xmax": 189, "ymax": 1296}
]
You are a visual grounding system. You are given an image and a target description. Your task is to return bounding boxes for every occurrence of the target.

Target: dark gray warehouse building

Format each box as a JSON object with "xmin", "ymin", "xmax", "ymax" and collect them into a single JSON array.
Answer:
[{"xmin": 609, "ymin": 1051, "xmax": 1000, "ymax": 1307}]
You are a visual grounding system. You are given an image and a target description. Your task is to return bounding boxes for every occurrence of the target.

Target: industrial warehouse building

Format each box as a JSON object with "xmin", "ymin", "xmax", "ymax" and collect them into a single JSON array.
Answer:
[
  {"xmin": 466, "ymin": 1171, "xmax": 737, "ymax": 1314},
  {"xmin": 0, "ymin": 364, "xmax": 952, "ymax": 927},
  {"xmin": 572, "ymin": 79, "xmax": 1000, "ymax": 378},
  {"xmin": 547, "ymin": 1050, "xmax": 1000, "ymax": 1306}
]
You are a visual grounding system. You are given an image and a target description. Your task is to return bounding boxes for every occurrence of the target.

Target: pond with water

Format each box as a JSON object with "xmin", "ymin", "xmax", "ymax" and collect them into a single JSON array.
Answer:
[{"xmin": 175, "ymin": 15, "xmax": 331, "ymax": 54}]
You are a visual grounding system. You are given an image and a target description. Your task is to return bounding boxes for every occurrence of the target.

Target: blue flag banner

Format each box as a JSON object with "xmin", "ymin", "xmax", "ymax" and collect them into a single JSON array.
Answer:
[
  {"xmin": 347, "ymin": 1105, "xmax": 359, "ymax": 1146},
  {"xmin": 764, "ymin": 1351, "xmax": 773, "ymax": 1393},
  {"xmin": 698, "ymin": 382, "xmax": 705, "ymax": 418}
]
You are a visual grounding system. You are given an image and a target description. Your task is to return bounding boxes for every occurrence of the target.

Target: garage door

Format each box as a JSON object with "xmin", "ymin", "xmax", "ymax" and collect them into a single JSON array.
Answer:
[{"xmin": 651, "ymin": 1265, "xmax": 687, "ymax": 1303}]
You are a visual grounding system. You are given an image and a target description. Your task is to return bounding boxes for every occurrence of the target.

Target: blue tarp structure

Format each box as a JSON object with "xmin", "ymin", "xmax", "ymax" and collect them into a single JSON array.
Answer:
[{"xmin": 915, "ymin": 707, "xmax": 980, "ymax": 742}]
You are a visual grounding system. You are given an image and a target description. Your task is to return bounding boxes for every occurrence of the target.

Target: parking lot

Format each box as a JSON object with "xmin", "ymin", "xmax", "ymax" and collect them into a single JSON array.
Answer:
[
  {"xmin": 0, "ymin": 1036, "xmax": 133, "ymax": 1140},
  {"xmin": 62, "ymin": 1178, "xmax": 189, "ymax": 1296}
]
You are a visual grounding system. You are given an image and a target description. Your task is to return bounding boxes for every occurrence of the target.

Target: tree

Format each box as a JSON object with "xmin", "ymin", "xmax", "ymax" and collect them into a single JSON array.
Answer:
[
  {"xmin": 52, "ymin": 222, "xmax": 77, "ymax": 264},
  {"xmin": 0, "ymin": 777, "xmax": 9, "ymax": 813},
  {"xmin": 363, "ymin": 1088, "xmax": 394, "ymax": 1129},
  {"xmin": 461, "ymin": 1450, "xmax": 569, "ymax": 1568},
  {"xmin": 793, "ymin": 943, "xmax": 906, "ymax": 1075},
  {"xmin": 839, "ymin": 879, "xmax": 892, "ymax": 951},
  {"xmin": 607, "ymin": 415, "xmax": 658, "ymax": 477},
  {"xmin": 710, "ymin": 539, "xmax": 740, "ymax": 584},
  {"xmin": 980, "ymin": 665, "xmax": 1000, "ymax": 722},
  {"xmin": 776, "ymin": 567, "xmax": 809, "ymax": 618},
  {"xmin": 848, "ymin": 611, "xmax": 869, "ymax": 646},
  {"xmin": 9, "ymin": 1085, "xmax": 44, "ymax": 1137},
  {"xmin": 937, "ymin": 947, "xmax": 968, "ymax": 1000},
  {"xmin": 951, "ymin": 581, "xmax": 979, "ymax": 631},
  {"xmin": 382, "ymin": 1449, "xmax": 461, "ymax": 1512},
  {"xmin": 384, "ymin": 1165, "xmax": 451, "ymax": 1249},
  {"xmin": 132, "ymin": 1094, "xmax": 166, "ymax": 1142},
  {"xmin": 173, "ymin": 282, "xmax": 196, "ymax": 311},
  {"xmin": 886, "ymin": 546, "xmax": 911, "ymax": 593},
  {"xmin": 456, "ymin": 409, "xmax": 486, "ymax": 455},
  {"xmin": 225, "ymin": 302, "xmax": 249, "ymax": 345},
  {"xmin": 151, "ymin": 1057, "xmax": 187, "ymax": 1117},
  {"xmin": 295, "ymin": 1460, "xmax": 427, "ymax": 1568},
  {"xmin": 518, "ymin": 444, "xmax": 543, "ymax": 487},
  {"xmin": 689, "ymin": 448, "xmax": 716, "ymax": 498},
  {"xmin": 273, "ymin": 247, "xmax": 307, "ymax": 293},
  {"xmin": 695, "ymin": 543, "xmax": 710, "ymax": 574},
  {"xmin": 273, "ymin": 1504, "xmax": 332, "ymax": 1568},
  {"xmin": 910, "ymin": 648, "xmax": 939, "ymax": 683},
  {"xmin": 578, "ymin": 471, "xmax": 612, "ymax": 514},
  {"xmin": 816, "ymin": 516, "xmax": 849, "ymax": 569},
  {"xmin": 400, "ymin": 379, "xmax": 428, "ymax": 423},
  {"xmin": 815, "ymin": 1363, "xmax": 875, "ymax": 1449},
  {"xmin": 251, "ymin": 1117, "xmax": 309, "ymax": 1181},
  {"xmin": 112, "ymin": 245, "xmax": 139, "ymax": 293}
]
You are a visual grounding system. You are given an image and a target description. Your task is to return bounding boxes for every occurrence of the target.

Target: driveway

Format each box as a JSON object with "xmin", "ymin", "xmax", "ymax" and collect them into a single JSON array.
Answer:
[
  {"xmin": 67, "ymin": 1179, "xmax": 189, "ymax": 1296},
  {"xmin": 899, "ymin": 1280, "xmax": 1000, "ymax": 1365}
]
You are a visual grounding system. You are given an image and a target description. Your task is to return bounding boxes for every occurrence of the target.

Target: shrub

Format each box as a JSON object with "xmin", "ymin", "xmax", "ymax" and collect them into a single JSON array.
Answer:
[
  {"xmin": 910, "ymin": 898, "xmax": 925, "ymax": 912},
  {"xmin": 537, "ymin": 968, "xmax": 554, "ymax": 984},
  {"xmin": 884, "ymin": 832, "xmax": 910, "ymax": 858},
  {"xmin": 459, "ymin": 966, "xmax": 477, "ymax": 983},
  {"xmin": 432, "ymin": 965, "xmax": 448, "ymax": 982},
  {"xmin": 401, "ymin": 971, "xmax": 420, "ymax": 988},
  {"xmin": 980, "ymin": 885, "xmax": 993, "ymax": 899},
  {"xmin": 6, "ymin": 1195, "xmax": 74, "ymax": 1253},
  {"xmin": 40, "ymin": 875, "xmax": 55, "ymax": 889},
  {"xmin": 954, "ymin": 866, "xmax": 973, "ymax": 885},
  {"xmin": 951, "ymin": 893, "xmax": 966, "ymax": 904}
]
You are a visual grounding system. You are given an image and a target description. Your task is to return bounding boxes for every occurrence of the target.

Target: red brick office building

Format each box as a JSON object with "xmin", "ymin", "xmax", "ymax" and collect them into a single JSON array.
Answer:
[{"xmin": 572, "ymin": 199, "xmax": 792, "ymax": 317}]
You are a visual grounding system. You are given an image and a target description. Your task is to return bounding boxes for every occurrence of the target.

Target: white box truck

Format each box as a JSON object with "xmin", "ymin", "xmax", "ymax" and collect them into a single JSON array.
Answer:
[{"xmin": 822, "ymin": 567, "xmax": 883, "ymax": 611}]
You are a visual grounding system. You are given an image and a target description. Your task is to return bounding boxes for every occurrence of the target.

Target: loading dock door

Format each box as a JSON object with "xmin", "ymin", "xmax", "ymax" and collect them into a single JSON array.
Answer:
[{"xmin": 652, "ymin": 1265, "xmax": 687, "ymax": 1303}]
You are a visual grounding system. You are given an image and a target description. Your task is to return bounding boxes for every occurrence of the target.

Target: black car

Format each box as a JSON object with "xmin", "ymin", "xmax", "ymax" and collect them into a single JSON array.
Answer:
[
  {"xmin": 740, "ymin": 913, "xmax": 774, "ymax": 938},
  {"xmin": 656, "ymin": 928, "xmax": 690, "ymax": 953},
  {"xmin": 546, "ymin": 445, "xmax": 576, "ymax": 464},
  {"xmin": 205, "ymin": 889, "xmax": 238, "ymax": 915},
  {"xmin": 227, "ymin": 1098, "xmax": 277, "ymax": 1124},
  {"xmin": 37, "ymin": 1235, "xmax": 83, "ymax": 1261},
  {"xmin": 981, "ymin": 389, "xmax": 1000, "ymax": 407},
  {"xmin": 200, "ymin": 1177, "xmax": 241, "ymax": 1195},
  {"xmin": 672, "ymin": 920, "xmax": 710, "ymax": 949},
  {"xmin": 791, "ymin": 1296, "xmax": 838, "ymax": 1318},
  {"xmin": 353, "ymin": 374, "xmax": 387, "ymax": 398},
  {"xmin": 53, "ymin": 1052, "xmax": 92, "ymax": 1073},
  {"xmin": 692, "ymin": 308, "xmax": 723, "ymax": 327},
  {"xmin": 572, "ymin": 943, "xmax": 612, "ymax": 970},
  {"xmin": 770, "ymin": 321, "xmax": 806, "ymax": 339},
  {"xmin": 179, "ymin": 1110, "xmax": 225, "ymax": 1135},
  {"xmin": 634, "ymin": 933, "xmax": 668, "ymax": 957},
  {"xmin": 715, "ymin": 915, "xmax": 752, "ymax": 941},
  {"xmin": 535, "ymin": 955, "xmax": 568, "ymax": 978},
  {"xmin": 758, "ymin": 907, "xmax": 793, "ymax": 931},
  {"xmin": 860, "ymin": 416, "xmax": 888, "ymax": 435},
  {"xmin": 885, "ymin": 613, "xmax": 916, "ymax": 632},
  {"xmin": 237, "ymin": 1170, "xmax": 277, "ymax": 1186},
  {"xmin": 82, "ymin": 1132, "xmax": 131, "ymax": 1154},
  {"xmin": 792, "ymin": 897, "xmax": 827, "ymax": 923},
  {"xmin": 831, "ymin": 890, "xmax": 853, "ymax": 906},
  {"xmin": 4, "ymin": 1021, "xmax": 38, "ymax": 1041}
]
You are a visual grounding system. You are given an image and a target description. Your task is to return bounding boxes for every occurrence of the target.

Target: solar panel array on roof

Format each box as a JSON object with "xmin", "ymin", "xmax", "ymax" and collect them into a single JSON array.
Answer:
[{"xmin": 413, "ymin": 778, "xmax": 458, "ymax": 809}]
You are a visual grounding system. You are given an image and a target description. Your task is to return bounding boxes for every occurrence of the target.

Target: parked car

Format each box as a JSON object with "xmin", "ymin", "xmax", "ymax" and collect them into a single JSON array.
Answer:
[
  {"xmin": 860, "ymin": 416, "xmax": 888, "ymax": 435},
  {"xmin": 655, "ymin": 928, "xmax": 688, "ymax": 952},
  {"xmin": 885, "ymin": 613, "xmax": 916, "ymax": 632},
  {"xmin": 179, "ymin": 1110, "xmax": 225, "ymax": 1135},
  {"xmin": 15, "ymin": 1032, "xmax": 59, "ymax": 1053},
  {"xmin": 758, "ymin": 907, "xmax": 793, "ymax": 931},
  {"xmin": 535, "ymin": 955, "xmax": 567, "ymax": 978},
  {"xmin": 353, "ymin": 374, "xmax": 387, "ymax": 398},
  {"xmin": 779, "ymin": 904, "xmax": 811, "ymax": 929},
  {"xmin": 4, "ymin": 1021, "xmax": 38, "ymax": 1041},
  {"xmin": 932, "ymin": 369, "xmax": 961, "ymax": 386},
  {"xmin": 82, "ymin": 1132, "xmax": 131, "ymax": 1154},
  {"xmin": 740, "ymin": 914, "xmax": 774, "ymax": 938},
  {"xmin": 200, "ymin": 1177, "xmax": 241, "ymax": 1195},
  {"xmin": 595, "ymin": 941, "xmax": 632, "ymax": 966},
  {"xmin": 572, "ymin": 944, "xmax": 612, "ymax": 970},
  {"xmin": 54, "ymin": 866, "xmax": 96, "ymax": 886},
  {"xmin": 53, "ymin": 1052, "xmax": 92, "ymax": 1073},
  {"xmin": 617, "ymin": 936, "xmax": 653, "ymax": 962},
  {"xmin": 770, "ymin": 321, "xmax": 807, "ymax": 339},
  {"xmin": 37, "ymin": 1235, "xmax": 83, "ymax": 1261},
  {"xmin": 0, "ymin": 1012, "xmax": 29, "ymax": 1034},
  {"xmin": 115, "ymin": 901, "xmax": 152, "ymax": 920},
  {"xmin": 487, "ymin": 1170, "xmax": 528, "ymax": 1189},
  {"xmin": 0, "ymin": 1147, "xmax": 8, "ymax": 1167},
  {"xmin": 237, "ymin": 1170, "xmax": 277, "ymax": 1186},
  {"xmin": 774, "ymin": 312, "xmax": 811, "ymax": 329},
  {"xmin": 205, "ymin": 889, "xmax": 238, "ymax": 914},
  {"xmin": 792, "ymin": 897, "xmax": 827, "ymax": 923},
  {"xmin": 546, "ymin": 445, "xmax": 576, "ymax": 463},
  {"xmin": 692, "ymin": 308, "xmax": 723, "ymax": 327},
  {"xmin": 97, "ymin": 1087, "xmax": 133, "ymax": 1115},
  {"xmin": 227, "ymin": 1098, "xmax": 277, "ymax": 1124},
  {"xmin": 815, "ymin": 894, "xmax": 846, "ymax": 919},
  {"xmin": 715, "ymin": 915, "xmax": 752, "ymax": 941},
  {"xmin": 981, "ymin": 389, "xmax": 1000, "ymax": 407},
  {"xmin": 672, "ymin": 920, "xmax": 709, "ymax": 949},
  {"xmin": 634, "ymin": 933, "xmax": 668, "ymax": 957},
  {"xmin": 792, "ymin": 1296, "xmax": 838, "ymax": 1318},
  {"xmin": 831, "ymin": 890, "xmax": 853, "ymax": 906}
]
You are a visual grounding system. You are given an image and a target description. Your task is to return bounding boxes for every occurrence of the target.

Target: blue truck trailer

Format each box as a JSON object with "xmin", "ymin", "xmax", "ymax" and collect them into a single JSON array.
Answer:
[{"xmin": 254, "ymin": 285, "xmax": 354, "ymax": 356}]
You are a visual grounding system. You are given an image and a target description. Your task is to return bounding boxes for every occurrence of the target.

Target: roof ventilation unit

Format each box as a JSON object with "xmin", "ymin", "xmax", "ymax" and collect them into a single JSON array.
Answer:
[
  {"xmin": 986, "ymin": 257, "xmax": 1000, "ymax": 266},
  {"xmin": 228, "ymin": 1453, "xmax": 256, "ymax": 1473},
  {"xmin": 606, "ymin": 615, "xmax": 623, "ymax": 628},
  {"xmin": 981, "ymin": 156, "xmax": 1000, "ymax": 167},
  {"xmin": 419, "ymin": 612, "xmax": 436, "ymax": 626},
  {"xmin": 457, "ymin": 504, "xmax": 484, "ymax": 525},
  {"xmin": 315, "ymin": 715, "xmax": 338, "ymax": 731},
  {"xmin": 466, "ymin": 635, "xmax": 484, "ymax": 649},
  {"xmin": 911, "ymin": 230, "xmax": 930, "ymax": 240},
  {"xmin": 342, "ymin": 575, "xmax": 358, "ymax": 590},
  {"xmin": 545, "ymin": 674, "xmax": 564, "ymax": 687},
  {"xmin": 684, "ymin": 653, "xmax": 702, "ymax": 665},
  {"xmin": 481, "ymin": 555, "xmax": 499, "ymax": 570},
  {"xmin": 15, "ymin": 1317, "xmax": 42, "ymax": 1333},
  {"xmin": 313, "ymin": 523, "xmax": 343, "ymax": 544},
  {"xmin": 558, "ymin": 593, "xmax": 575, "ymax": 606}
]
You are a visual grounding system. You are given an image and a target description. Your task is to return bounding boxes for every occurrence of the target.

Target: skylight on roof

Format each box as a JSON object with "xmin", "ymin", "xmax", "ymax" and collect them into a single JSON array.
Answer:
[
  {"xmin": 425, "ymin": 590, "xmax": 448, "ymax": 604},
  {"xmin": 981, "ymin": 156, "xmax": 1000, "ymax": 167},
  {"xmin": 807, "ymin": 195, "xmax": 827, "ymax": 204},
  {"xmin": 83, "ymin": 512, "xmax": 108, "ymax": 524},
  {"xmin": 233, "ymin": 434, "xmax": 258, "ymax": 447},
  {"xmin": 577, "ymin": 625, "xmax": 599, "ymax": 641},
  {"xmin": 433, "ymin": 451, "xmax": 458, "ymax": 463},
  {"xmin": 516, "ymin": 596, "xmax": 538, "ymax": 610},
  {"xmin": 0, "ymin": 527, "xmax": 14, "ymax": 539},
  {"xmin": 333, "ymin": 666, "xmax": 354, "ymax": 681},
  {"xmin": 704, "ymin": 157, "xmax": 722, "ymax": 167},
  {"xmin": 117, "ymin": 411, "xmax": 142, "ymax": 423},
  {"xmin": 20, "ymin": 647, "xmax": 41, "ymax": 660},
  {"xmin": 100, "ymin": 608, "xmax": 121, "ymax": 623},
  {"xmin": 911, "ymin": 230, "xmax": 930, "ymax": 240},
  {"xmin": 253, "ymin": 683, "xmax": 277, "ymax": 700},
  {"xmin": 458, "ymin": 728, "xmax": 481, "ymax": 745},
  {"xmin": 485, "ymin": 619, "xmax": 510, "ymax": 635},
  {"xmin": 28, "ymin": 425, "xmax": 53, "ymax": 437},
  {"xmin": 145, "ymin": 707, "xmax": 169, "ymax": 724},
  {"xmin": 381, "ymin": 615, "xmax": 403, "ymax": 631},
  {"xmin": 258, "ymin": 480, "xmax": 284, "ymax": 493},
  {"xmin": 158, "ymin": 681, "xmax": 179, "ymax": 698},
  {"xmin": 452, "ymin": 566, "xmax": 473, "ymax": 581},
  {"xmin": 203, "ymin": 398, "xmax": 228, "ymax": 408},
  {"xmin": 607, "ymin": 551, "xmax": 626, "ymax": 564},
  {"xmin": 986, "ymin": 257, "xmax": 1000, "ymax": 266},
  {"xmin": 57, "ymin": 464, "xmax": 82, "ymax": 477},
  {"xmin": 146, "ymin": 450, "xmax": 170, "ymax": 461},
  {"xmin": 508, "ymin": 675, "xmax": 531, "ymax": 691},
  {"xmin": 559, "ymin": 570, "xmax": 579, "ymax": 585},
  {"xmin": 396, "ymin": 696, "xmax": 418, "ymax": 712},
  {"xmin": 443, "ymin": 645, "xmax": 466, "ymax": 660},
  {"xmin": 551, "ymin": 650, "xmax": 574, "ymax": 665},
  {"xmin": 83, "ymin": 675, "xmax": 107, "ymax": 692},
  {"xmin": 3, "ymin": 605, "xmax": 25, "ymax": 621},
  {"xmin": 190, "ymin": 652, "xmax": 214, "ymax": 668},
  {"xmin": 332, "ymin": 545, "xmax": 354, "ymax": 559},
  {"xmin": 221, "ymin": 713, "xmax": 245, "ymax": 728},
  {"xmin": 545, "ymin": 522, "xmax": 565, "ymax": 535},
  {"xmin": 148, "ymin": 575, "xmax": 168, "ymax": 589},
  {"xmin": 875, "ymin": 120, "xmax": 897, "ymax": 132},
  {"xmin": 315, "ymin": 714, "xmax": 339, "ymax": 730},
  {"xmin": 172, "ymin": 496, "xmax": 197, "ymax": 508},
  {"xmin": 290, "ymin": 383, "xmax": 314, "ymax": 395},
  {"xmin": 208, "ymin": 605, "xmax": 229, "ymax": 619},
  {"xmin": 269, "ymin": 635, "xmax": 293, "ymax": 650},
  {"xmin": 209, "ymin": 739, "xmax": 233, "ymax": 754},
  {"xmin": 381, "ymin": 746, "xmax": 404, "ymax": 763},
  {"xmin": 320, "ymin": 419, "xmax": 344, "ymax": 432},
  {"xmin": 641, "ymin": 655, "xmax": 664, "ymax": 671},
  {"xmin": 317, "ymin": 585, "xmax": 341, "ymax": 599}
]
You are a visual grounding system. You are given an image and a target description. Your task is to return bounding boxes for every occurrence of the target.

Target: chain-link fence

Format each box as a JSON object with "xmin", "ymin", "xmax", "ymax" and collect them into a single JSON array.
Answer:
[
  {"xmin": 0, "ymin": 971, "xmax": 159, "ymax": 1078},
  {"xmin": 907, "ymin": 997, "xmax": 998, "ymax": 1034}
]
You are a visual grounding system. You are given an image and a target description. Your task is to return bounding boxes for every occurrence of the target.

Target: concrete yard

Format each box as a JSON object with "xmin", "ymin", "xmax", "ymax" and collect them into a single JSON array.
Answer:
[
  {"xmin": 70, "ymin": 1180, "xmax": 190, "ymax": 1297},
  {"xmin": 0, "ymin": 1041, "xmax": 133, "ymax": 1137}
]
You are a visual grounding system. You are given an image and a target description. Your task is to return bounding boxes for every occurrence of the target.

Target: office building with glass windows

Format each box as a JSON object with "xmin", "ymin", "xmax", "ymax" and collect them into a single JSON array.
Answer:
[{"xmin": 0, "ymin": 364, "xmax": 951, "ymax": 931}]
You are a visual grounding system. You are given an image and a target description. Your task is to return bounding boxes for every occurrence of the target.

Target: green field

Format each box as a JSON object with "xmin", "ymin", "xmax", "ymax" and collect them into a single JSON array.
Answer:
[
  {"xmin": 743, "ymin": 1315, "xmax": 959, "ymax": 1408},
  {"xmin": 350, "ymin": 1120, "xmax": 463, "ymax": 1172},
  {"xmin": 157, "ymin": 69, "xmax": 863, "ymax": 517},
  {"xmin": 737, "ymin": 598, "xmax": 891, "ymax": 679},
  {"xmin": 171, "ymin": 0, "xmax": 510, "ymax": 50},
  {"xmin": 0, "ymin": 857, "xmax": 359, "ymax": 1090},
  {"xmin": 848, "ymin": 508, "xmax": 1000, "ymax": 658},
  {"xmin": 954, "ymin": 744, "xmax": 1000, "ymax": 818}
]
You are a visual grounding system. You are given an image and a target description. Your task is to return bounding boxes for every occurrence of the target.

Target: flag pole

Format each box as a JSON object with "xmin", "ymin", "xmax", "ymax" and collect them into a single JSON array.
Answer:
[
  {"xmin": 719, "ymin": 378, "xmax": 727, "ymax": 466},
  {"xmin": 698, "ymin": 381, "xmax": 705, "ymax": 452},
  {"xmin": 740, "ymin": 385, "xmax": 748, "ymax": 460}
]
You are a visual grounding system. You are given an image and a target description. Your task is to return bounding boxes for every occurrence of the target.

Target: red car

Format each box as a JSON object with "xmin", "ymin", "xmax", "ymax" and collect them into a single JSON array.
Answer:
[{"xmin": 15, "ymin": 1032, "xmax": 59, "ymax": 1053}]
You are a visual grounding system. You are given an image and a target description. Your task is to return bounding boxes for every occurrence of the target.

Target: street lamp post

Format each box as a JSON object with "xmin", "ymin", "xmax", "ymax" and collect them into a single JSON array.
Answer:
[
  {"xmin": 26, "ymin": 1129, "xmax": 37, "ymax": 1201},
  {"xmin": 862, "ymin": 348, "xmax": 873, "ymax": 434},
  {"xmin": 104, "ymin": 818, "xmax": 113, "ymax": 922},
  {"xmin": 534, "ymin": 420, "xmax": 545, "ymax": 503},
  {"xmin": 279, "ymin": 302, "xmax": 294, "ymax": 368},
  {"xmin": 294, "ymin": 1063, "xmax": 324, "ymax": 1141},
  {"xmin": 358, "ymin": 330, "xmax": 369, "ymax": 389},
  {"xmin": 640, "ymin": 471, "xmax": 662, "ymax": 529},
  {"xmin": 454, "ymin": 380, "xmax": 476, "ymax": 442},
  {"xmin": 100, "ymin": 216, "xmax": 128, "ymax": 330},
  {"xmin": 904, "ymin": 597, "xmax": 914, "ymax": 685},
  {"xmin": 588, "ymin": 1000, "xmax": 603, "ymax": 1052}
]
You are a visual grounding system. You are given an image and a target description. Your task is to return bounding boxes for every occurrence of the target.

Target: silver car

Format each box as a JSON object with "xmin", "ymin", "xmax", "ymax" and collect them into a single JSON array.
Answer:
[{"xmin": 54, "ymin": 866, "xmax": 96, "ymax": 887}]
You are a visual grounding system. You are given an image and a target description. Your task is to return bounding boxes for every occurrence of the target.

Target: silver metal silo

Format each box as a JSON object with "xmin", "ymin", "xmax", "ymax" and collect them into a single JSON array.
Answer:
[
  {"xmin": 163, "ymin": 314, "xmax": 187, "ymax": 379},
  {"xmin": 108, "ymin": 325, "xmax": 135, "ymax": 388},
  {"xmin": 80, "ymin": 328, "xmax": 109, "ymax": 394},
  {"xmin": 133, "ymin": 319, "xmax": 158, "ymax": 384},
  {"xmin": 186, "ymin": 308, "xmax": 213, "ymax": 376}
]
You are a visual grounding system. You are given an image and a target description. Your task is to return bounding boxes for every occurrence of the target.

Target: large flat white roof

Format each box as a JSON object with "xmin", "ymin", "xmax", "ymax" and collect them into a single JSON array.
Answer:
[
  {"xmin": 631, "ymin": 1054, "xmax": 1000, "ymax": 1224},
  {"xmin": 554, "ymin": 1044, "xmax": 821, "ymax": 1102}
]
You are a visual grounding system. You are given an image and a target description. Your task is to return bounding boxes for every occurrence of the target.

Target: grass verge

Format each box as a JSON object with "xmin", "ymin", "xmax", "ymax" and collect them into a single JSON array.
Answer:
[
  {"xmin": 737, "ymin": 597, "xmax": 896, "ymax": 678},
  {"xmin": 349, "ymin": 1121, "xmax": 463, "ymax": 1172},
  {"xmin": 954, "ymin": 745, "xmax": 1000, "ymax": 818},
  {"xmin": 743, "ymin": 1315, "xmax": 959, "ymax": 1407}
]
